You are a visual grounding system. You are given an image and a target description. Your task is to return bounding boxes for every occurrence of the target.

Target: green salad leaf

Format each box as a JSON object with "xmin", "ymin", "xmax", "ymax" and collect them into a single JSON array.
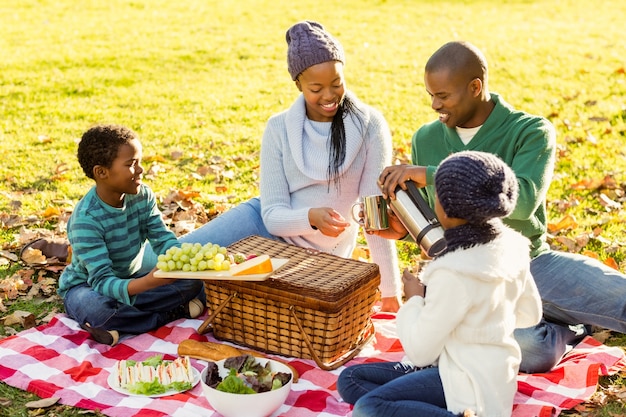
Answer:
[
  {"xmin": 217, "ymin": 368, "xmax": 256, "ymax": 394},
  {"xmin": 127, "ymin": 378, "xmax": 167, "ymax": 395},
  {"xmin": 212, "ymin": 355, "xmax": 291, "ymax": 394}
]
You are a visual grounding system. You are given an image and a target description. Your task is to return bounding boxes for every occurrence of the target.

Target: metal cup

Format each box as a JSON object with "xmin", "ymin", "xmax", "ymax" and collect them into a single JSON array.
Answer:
[{"xmin": 351, "ymin": 195, "xmax": 389, "ymax": 231}]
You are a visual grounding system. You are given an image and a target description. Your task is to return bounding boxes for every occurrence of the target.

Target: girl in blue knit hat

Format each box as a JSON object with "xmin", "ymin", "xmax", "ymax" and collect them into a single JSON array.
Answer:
[
  {"xmin": 141, "ymin": 21, "xmax": 402, "ymax": 311},
  {"xmin": 337, "ymin": 151, "xmax": 542, "ymax": 417}
]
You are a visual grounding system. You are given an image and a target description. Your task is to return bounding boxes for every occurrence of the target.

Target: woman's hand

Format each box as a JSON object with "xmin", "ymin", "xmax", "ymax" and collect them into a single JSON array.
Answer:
[
  {"xmin": 380, "ymin": 296, "xmax": 401, "ymax": 313},
  {"xmin": 308, "ymin": 207, "xmax": 350, "ymax": 237},
  {"xmin": 378, "ymin": 164, "xmax": 427, "ymax": 200}
]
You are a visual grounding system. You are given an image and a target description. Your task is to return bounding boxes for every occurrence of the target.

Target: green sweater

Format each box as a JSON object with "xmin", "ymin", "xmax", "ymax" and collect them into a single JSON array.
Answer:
[
  {"xmin": 412, "ymin": 93, "xmax": 556, "ymax": 258},
  {"xmin": 58, "ymin": 184, "xmax": 179, "ymax": 305}
]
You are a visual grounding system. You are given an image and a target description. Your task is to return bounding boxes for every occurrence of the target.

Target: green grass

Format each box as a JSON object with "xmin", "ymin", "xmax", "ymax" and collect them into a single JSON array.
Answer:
[{"xmin": 1, "ymin": 0, "xmax": 626, "ymax": 415}]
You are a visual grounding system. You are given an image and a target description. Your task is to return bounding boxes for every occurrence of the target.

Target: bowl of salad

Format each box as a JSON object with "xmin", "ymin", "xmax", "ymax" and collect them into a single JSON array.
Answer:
[{"xmin": 200, "ymin": 354, "xmax": 292, "ymax": 417}]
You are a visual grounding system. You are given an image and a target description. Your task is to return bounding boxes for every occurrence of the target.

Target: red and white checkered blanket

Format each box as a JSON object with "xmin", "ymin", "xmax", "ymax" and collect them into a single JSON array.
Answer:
[{"xmin": 0, "ymin": 312, "xmax": 623, "ymax": 417}]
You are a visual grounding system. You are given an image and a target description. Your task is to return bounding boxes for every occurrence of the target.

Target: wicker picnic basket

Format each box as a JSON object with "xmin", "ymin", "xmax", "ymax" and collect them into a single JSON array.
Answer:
[{"xmin": 198, "ymin": 235, "xmax": 380, "ymax": 370}]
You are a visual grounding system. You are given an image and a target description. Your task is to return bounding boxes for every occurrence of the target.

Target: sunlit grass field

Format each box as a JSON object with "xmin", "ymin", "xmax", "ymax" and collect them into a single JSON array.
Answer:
[{"xmin": 1, "ymin": 0, "xmax": 626, "ymax": 415}]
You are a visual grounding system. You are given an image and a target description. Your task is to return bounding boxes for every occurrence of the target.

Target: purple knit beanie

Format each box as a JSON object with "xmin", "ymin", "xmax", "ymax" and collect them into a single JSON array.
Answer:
[
  {"xmin": 435, "ymin": 151, "xmax": 518, "ymax": 223},
  {"xmin": 286, "ymin": 21, "xmax": 345, "ymax": 80}
]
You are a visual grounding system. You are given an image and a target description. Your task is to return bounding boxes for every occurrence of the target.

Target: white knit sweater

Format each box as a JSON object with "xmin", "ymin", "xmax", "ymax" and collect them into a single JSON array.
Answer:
[
  {"xmin": 396, "ymin": 226, "xmax": 542, "ymax": 416},
  {"xmin": 259, "ymin": 92, "xmax": 400, "ymax": 298}
]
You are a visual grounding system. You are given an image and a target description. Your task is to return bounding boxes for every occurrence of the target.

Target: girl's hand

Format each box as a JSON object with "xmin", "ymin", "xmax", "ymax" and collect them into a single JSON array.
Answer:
[
  {"xmin": 402, "ymin": 268, "xmax": 425, "ymax": 298},
  {"xmin": 309, "ymin": 207, "xmax": 350, "ymax": 237}
]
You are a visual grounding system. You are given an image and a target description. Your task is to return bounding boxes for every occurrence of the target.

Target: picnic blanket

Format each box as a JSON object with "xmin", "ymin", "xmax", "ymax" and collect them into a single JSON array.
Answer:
[{"xmin": 0, "ymin": 312, "xmax": 624, "ymax": 417}]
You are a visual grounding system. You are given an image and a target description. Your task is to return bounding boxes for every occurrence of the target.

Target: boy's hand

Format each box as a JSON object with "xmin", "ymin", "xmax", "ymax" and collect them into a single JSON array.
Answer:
[{"xmin": 127, "ymin": 269, "xmax": 176, "ymax": 296}]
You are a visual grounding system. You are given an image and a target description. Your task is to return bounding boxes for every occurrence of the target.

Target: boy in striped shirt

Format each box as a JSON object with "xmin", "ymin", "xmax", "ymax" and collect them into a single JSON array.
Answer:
[{"xmin": 58, "ymin": 125, "xmax": 205, "ymax": 346}]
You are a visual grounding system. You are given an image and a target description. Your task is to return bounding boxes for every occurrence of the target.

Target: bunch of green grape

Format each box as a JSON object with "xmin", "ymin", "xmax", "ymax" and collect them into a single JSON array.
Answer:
[{"xmin": 156, "ymin": 242, "xmax": 231, "ymax": 272}]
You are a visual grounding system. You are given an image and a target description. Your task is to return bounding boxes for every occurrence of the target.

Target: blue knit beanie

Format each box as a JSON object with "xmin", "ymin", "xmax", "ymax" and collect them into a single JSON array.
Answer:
[
  {"xmin": 286, "ymin": 21, "xmax": 345, "ymax": 81},
  {"xmin": 435, "ymin": 151, "xmax": 518, "ymax": 223}
]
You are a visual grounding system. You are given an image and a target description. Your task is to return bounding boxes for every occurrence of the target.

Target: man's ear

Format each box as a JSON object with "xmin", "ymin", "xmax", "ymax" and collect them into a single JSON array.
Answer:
[
  {"xmin": 295, "ymin": 79, "xmax": 302, "ymax": 92},
  {"xmin": 469, "ymin": 78, "xmax": 483, "ymax": 97},
  {"xmin": 93, "ymin": 165, "xmax": 108, "ymax": 179}
]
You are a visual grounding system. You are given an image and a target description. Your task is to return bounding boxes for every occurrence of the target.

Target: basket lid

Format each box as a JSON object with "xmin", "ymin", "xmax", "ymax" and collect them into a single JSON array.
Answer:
[{"xmin": 227, "ymin": 235, "xmax": 380, "ymax": 303}]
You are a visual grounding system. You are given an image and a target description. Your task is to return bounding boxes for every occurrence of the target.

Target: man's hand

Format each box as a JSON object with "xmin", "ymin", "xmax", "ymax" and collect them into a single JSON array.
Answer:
[
  {"xmin": 366, "ymin": 204, "xmax": 409, "ymax": 240},
  {"xmin": 308, "ymin": 207, "xmax": 350, "ymax": 237},
  {"xmin": 378, "ymin": 165, "xmax": 428, "ymax": 200}
]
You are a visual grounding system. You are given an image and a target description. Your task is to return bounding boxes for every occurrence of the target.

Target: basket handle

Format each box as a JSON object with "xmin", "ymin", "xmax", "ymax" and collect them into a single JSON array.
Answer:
[
  {"xmin": 197, "ymin": 291, "xmax": 238, "ymax": 335},
  {"xmin": 288, "ymin": 305, "xmax": 375, "ymax": 371}
]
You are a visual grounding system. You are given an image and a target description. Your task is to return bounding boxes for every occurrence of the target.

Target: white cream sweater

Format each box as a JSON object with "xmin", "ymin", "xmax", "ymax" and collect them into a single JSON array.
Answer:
[
  {"xmin": 396, "ymin": 226, "xmax": 542, "ymax": 416},
  {"xmin": 259, "ymin": 92, "xmax": 400, "ymax": 298}
]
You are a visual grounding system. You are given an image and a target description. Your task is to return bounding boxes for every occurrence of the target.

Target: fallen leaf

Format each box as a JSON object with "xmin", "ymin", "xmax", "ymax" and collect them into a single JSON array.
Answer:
[
  {"xmin": 2, "ymin": 310, "xmax": 36, "ymax": 328},
  {"xmin": 592, "ymin": 329, "xmax": 613, "ymax": 343},
  {"xmin": 21, "ymin": 247, "xmax": 46, "ymax": 264},
  {"xmin": 548, "ymin": 214, "xmax": 578, "ymax": 233},
  {"xmin": 25, "ymin": 397, "xmax": 60, "ymax": 408},
  {"xmin": 604, "ymin": 257, "xmax": 619, "ymax": 270},
  {"xmin": 55, "ymin": 163, "xmax": 70, "ymax": 174},
  {"xmin": 0, "ymin": 250, "xmax": 19, "ymax": 262},
  {"xmin": 42, "ymin": 206, "xmax": 61, "ymax": 218},
  {"xmin": 598, "ymin": 193, "xmax": 621, "ymax": 210},
  {"xmin": 571, "ymin": 178, "xmax": 604, "ymax": 190},
  {"xmin": 351, "ymin": 245, "xmax": 371, "ymax": 261},
  {"xmin": 0, "ymin": 397, "xmax": 11, "ymax": 407},
  {"xmin": 581, "ymin": 250, "xmax": 599, "ymax": 260}
]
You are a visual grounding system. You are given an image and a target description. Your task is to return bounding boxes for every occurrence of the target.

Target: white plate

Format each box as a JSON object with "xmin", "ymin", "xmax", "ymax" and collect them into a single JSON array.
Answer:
[
  {"xmin": 107, "ymin": 366, "xmax": 201, "ymax": 398},
  {"xmin": 153, "ymin": 258, "xmax": 289, "ymax": 281}
]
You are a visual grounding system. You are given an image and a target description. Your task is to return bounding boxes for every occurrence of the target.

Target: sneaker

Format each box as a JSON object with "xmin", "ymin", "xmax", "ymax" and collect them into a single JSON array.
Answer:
[
  {"xmin": 185, "ymin": 298, "xmax": 205, "ymax": 319},
  {"xmin": 81, "ymin": 323, "xmax": 119, "ymax": 346}
]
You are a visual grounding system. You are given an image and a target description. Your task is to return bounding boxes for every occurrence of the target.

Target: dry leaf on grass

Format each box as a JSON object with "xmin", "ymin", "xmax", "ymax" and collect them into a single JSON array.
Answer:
[
  {"xmin": 548, "ymin": 214, "xmax": 579, "ymax": 233},
  {"xmin": 0, "ymin": 250, "xmax": 18, "ymax": 262},
  {"xmin": 1, "ymin": 310, "xmax": 36, "ymax": 328},
  {"xmin": 21, "ymin": 247, "xmax": 47, "ymax": 265},
  {"xmin": 25, "ymin": 397, "xmax": 60, "ymax": 408}
]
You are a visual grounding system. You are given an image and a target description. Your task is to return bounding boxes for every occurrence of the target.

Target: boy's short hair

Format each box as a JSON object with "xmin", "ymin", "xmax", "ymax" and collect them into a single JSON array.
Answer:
[{"xmin": 78, "ymin": 125, "xmax": 138, "ymax": 179}]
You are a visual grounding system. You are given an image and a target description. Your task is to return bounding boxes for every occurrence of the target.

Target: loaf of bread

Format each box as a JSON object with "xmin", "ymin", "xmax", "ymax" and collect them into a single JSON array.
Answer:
[
  {"xmin": 177, "ymin": 339, "xmax": 299, "ymax": 382},
  {"xmin": 177, "ymin": 339, "xmax": 243, "ymax": 361}
]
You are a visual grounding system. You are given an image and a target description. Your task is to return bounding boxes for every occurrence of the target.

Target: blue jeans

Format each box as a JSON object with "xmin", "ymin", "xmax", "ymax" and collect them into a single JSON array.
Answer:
[
  {"xmin": 337, "ymin": 362, "xmax": 457, "ymax": 417},
  {"xmin": 515, "ymin": 249, "xmax": 626, "ymax": 372},
  {"xmin": 142, "ymin": 197, "xmax": 281, "ymax": 267},
  {"xmin": 63, "ymin": 279, "xmax": 205, "ymax": 335}
]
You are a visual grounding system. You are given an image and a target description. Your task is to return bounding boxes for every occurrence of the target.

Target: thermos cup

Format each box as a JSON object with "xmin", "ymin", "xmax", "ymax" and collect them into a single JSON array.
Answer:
[
  {"xmin": 387, "ymin": 182, "xmax": 447, "ymax": 257},
  {"xmin": 351, "ymin": 195, "xmax": 389, "ymax": 231}
]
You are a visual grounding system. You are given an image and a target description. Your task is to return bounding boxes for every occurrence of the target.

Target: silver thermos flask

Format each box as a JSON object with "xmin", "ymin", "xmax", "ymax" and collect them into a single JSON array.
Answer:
[{"xmin": 388, "ymin": 182, "xmax": 447, "ymax": 257}]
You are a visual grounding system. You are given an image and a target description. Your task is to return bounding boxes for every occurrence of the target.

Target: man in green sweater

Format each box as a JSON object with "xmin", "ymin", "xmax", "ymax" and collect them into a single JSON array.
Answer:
[{"xmin": 377, "ymin": 41, "xmax": 626, "ymax": 373}]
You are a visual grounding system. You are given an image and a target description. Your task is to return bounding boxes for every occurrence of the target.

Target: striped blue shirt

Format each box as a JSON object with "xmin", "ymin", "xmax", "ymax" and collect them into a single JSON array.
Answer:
[{"xmin": 58, "ymin": 184, "xmax": 178, "ymax": 305}]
